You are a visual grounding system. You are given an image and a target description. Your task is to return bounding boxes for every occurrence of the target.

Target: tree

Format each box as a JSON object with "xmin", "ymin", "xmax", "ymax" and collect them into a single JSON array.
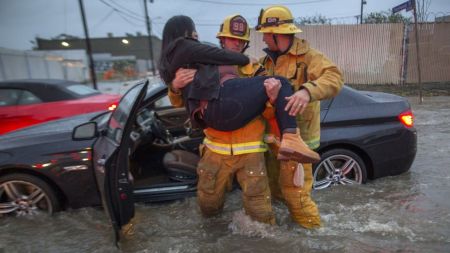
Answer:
[
  {"xmin": 416, "ymin": 0, "xmax": 431, "ymax": 22},
  {"xmin": 295, "ymin": 15, "xmax": 331, "ymax": 25},
  {"xmin": 364, "ymin": 11, "xmax": 411, "ymax": 24}
]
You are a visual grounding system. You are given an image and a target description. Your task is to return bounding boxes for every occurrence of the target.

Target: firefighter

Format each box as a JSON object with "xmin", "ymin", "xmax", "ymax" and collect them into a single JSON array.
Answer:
[
  {"xmin": 168, "ymin": 14, "xmax": 278, "ymax": 224},
  {"xmin": 256, "ymin": 5, "xmax": 344, "ymax": 228}
]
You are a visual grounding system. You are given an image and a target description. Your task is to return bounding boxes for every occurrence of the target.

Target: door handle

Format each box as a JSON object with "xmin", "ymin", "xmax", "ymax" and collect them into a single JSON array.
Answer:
[{"xmin": 97, "ymin": 158, "xmax": 106, "ymax": 166}]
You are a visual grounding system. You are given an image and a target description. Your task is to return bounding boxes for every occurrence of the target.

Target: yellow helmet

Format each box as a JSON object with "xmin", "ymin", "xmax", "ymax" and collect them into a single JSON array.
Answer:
[
  {"xmin": 256, "ymin": 5, "xmax": 302, "ymax": 34},
  {"xmin": 216, "ymin": 14, "xmax": 250, "ymax": 41}
]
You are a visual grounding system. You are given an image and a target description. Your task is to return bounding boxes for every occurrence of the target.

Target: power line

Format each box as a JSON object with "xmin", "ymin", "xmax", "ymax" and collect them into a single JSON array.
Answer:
[
  {"xmin": 98, "ymin": 0, "xmax": 145, "ymax": 22},
  {"xmin": 114, "ymin": 11, "xmax": 146, "ymax": 27},
  {"xmin": 188, "ymin": 0, "xmax": 330, "ymax": 6},
  {"xmin": 151, "ymin": 22, "xmax": 163, "ymax": 37},
  {"xmin": 153, "ymin": 21, "xmax": 221, "ymax": 26},
  {"xmin": 92, "ymin": 9, "xmax": 115, "ymax": 29},
  {"xmin": 109, "ymin": 0, "xmax": 143, "ymax": 17}
]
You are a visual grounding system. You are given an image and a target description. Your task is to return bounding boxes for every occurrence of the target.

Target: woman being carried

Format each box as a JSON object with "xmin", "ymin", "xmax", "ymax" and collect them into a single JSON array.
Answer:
[{"xmin": 158, "ymin": 15, "xmax": 319, "ymax": 163}]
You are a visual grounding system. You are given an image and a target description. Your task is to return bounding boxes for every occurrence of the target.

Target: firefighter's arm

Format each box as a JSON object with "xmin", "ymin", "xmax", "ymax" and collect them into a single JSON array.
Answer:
[
  {"xmin": 187, "ymin": 41, "xmax": 249, "ymax": 66},
  {"xmin": 168, "ymin": 68, "xmax": 197, "ymax": 108},
  {"xmin": 301, "ymin": 50, "xmax": 344, "ymax": 102}
]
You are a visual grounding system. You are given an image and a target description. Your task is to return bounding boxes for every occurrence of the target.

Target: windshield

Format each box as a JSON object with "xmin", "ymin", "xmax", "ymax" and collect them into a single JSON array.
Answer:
[
  {"xmin": 106, "ymin": 83, "xmax": 144, "ymax": 144},
  {"xmin": 145, "ymin": 81, "xmax": 165, "ymax": 98}
]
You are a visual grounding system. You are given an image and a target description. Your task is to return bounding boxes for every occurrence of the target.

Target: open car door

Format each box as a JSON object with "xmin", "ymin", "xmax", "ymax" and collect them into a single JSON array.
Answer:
[{"xmin": 92, "ymin": 81, "xmax": 148, "ymax": 246}]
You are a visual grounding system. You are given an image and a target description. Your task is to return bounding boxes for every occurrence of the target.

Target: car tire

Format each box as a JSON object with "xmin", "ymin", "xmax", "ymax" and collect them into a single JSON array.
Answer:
[
  {"xmin": 0, "ymin": 173, "xmax": 61, "ymax": 216},
  {"xmin": 313, "ymin": 149, "xmax": 367, "ymax": 190}
]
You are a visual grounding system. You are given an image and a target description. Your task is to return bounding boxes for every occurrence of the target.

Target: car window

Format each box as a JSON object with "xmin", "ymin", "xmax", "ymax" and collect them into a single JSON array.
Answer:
[
  {"xmin": 17, "ymin": 90, "xmax": 42, "ymax": 105},
  {"xmin": 154, "ymin": 95, "xmax": 172, "ymax": 108},
  {"xmin": 0, "ymin": 89, "xmax": 41, "ymax": 106},
  {"xmin": 0, "ymin": 89, "xmax": 19, "ymax": 106},
  {"xmin": 65, "ymin": 84, "xmax": 100, "ymax": 96},
  {"xmin": 106, "ymin": 83, "xmax": 144, "ymax": 143}
]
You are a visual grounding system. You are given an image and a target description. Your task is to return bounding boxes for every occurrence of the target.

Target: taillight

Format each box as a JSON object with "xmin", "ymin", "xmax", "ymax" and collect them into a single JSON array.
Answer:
[
  {"xmin": 399, "ymin": 110, "xmax": 414, "ymax": 128},
  {"xmin": 108, "ymin": 102, "xmax": 118, "ymax": 111}
]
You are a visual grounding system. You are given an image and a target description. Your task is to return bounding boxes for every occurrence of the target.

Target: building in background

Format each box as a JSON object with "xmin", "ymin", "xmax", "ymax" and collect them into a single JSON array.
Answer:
[
  {"xmin": 0, "ymin": 48, "xmax": 86, "ymax": 82},
  {"xmin": 435, "ymin": 15, "xmax": 450, "ymax": 22},
  {"xmin": 35, "ymin": 33, "xmax": 161, "ymax": 80}
]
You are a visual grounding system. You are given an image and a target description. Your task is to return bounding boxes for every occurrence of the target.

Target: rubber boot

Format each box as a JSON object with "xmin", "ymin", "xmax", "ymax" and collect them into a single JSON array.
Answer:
[
  {"xmin": 278, "ymin": 129, "xmax": 320, "ymax": 163},
  {"xmin": 280, "ymin": 161, "xmax": 321, "ymax": 229}
]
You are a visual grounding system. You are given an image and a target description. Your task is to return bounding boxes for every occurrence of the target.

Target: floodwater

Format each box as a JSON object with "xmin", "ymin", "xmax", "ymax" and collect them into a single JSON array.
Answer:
[{"xmin": 1, "ymin": 96, "xmax": 450, "ymax": 253}]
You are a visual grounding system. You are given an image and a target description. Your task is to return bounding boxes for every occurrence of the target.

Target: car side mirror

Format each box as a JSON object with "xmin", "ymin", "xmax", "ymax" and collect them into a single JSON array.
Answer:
[{"xmin": 72, "ymin": 122, "xmax": 98, "ymax": 140}]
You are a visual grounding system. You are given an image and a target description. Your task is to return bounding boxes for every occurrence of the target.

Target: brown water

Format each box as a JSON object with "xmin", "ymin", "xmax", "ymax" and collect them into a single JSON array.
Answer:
[{"xmin": 1, "ymin": 96, "xmax": 450, "ymax": 253}]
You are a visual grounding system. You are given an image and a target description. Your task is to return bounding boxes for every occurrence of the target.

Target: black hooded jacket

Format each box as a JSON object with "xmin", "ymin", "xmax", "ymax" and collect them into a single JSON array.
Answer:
[{"xmin": 159, "ymin": 37, "xmax": 249, "ymax": 101}]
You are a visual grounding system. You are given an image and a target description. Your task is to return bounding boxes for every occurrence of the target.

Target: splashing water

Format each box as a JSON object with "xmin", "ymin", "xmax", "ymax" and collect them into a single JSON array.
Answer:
[{"xmin": 228, "ymin": 210, "xmax": 276, "ymax": 238}]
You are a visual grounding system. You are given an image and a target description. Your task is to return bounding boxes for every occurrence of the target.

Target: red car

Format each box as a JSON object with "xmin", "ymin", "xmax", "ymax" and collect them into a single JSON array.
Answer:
[{"xmin": 0, "ymin": 79, "xmax": 121, "ymax": 135}]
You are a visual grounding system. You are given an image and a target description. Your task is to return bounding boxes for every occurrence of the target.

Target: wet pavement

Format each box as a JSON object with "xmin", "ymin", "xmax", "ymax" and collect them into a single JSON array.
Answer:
[{"xmin": 1, "ymin": 96, "xmax": 450, "ymax": 253}]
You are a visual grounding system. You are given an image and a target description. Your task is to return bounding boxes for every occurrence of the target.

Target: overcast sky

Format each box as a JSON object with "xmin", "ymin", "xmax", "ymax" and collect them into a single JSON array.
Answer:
[{"xmin": 1, "ymin": 0, "xmax": 449, "ymax": 50}]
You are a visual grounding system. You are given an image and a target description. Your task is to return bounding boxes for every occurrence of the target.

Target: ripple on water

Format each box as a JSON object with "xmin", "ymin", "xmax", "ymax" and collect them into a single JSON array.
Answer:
[{"xmin": 228, "ymin": 209, "xmax": 276, "ymax": 238}]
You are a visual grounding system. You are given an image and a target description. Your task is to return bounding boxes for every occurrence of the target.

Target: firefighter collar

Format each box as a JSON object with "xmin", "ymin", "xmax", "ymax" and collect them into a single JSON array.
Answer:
[{"xmin": 287, "ymin": 38, "xmax": 310, "ymax": 56}]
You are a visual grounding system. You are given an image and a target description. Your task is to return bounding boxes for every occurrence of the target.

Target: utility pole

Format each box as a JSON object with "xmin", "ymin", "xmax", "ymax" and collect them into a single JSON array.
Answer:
[
  {"xmin": 78, "ymin": 0, "xmax": 97, "ymax": 90},
  {"xmin": 360, "ymin": 0, "xmax": 366, "ymax": 24},
  {"xmin": 412, "ymin": 0, "xmax": 423, "ymax": 104},
  {"xmin": 144, "ymin": 0, "xmax": 156, "ymax": 76}
]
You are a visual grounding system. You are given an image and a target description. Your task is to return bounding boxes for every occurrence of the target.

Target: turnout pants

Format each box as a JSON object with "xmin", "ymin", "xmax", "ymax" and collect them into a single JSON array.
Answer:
[
  {"xmin": 266, "ymin": 149, "xmax": 321, "ymax": 228},
  {"xmin": 197, "ymin": 148, "xmax": 275, "ymax": 224}
]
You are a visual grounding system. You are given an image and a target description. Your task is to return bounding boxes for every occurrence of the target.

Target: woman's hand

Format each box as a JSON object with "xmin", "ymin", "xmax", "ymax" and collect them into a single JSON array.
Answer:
[
  {"xmin": 172, "ymin": 68, "xmax": 197, "ymax": 91},
  {"xmin": 263, "ymin": 78, "xmax": 281, "ymax": 105},
  {"xmin": 284, "ymin": 89, "xmax": 311, "ymax": 116}
]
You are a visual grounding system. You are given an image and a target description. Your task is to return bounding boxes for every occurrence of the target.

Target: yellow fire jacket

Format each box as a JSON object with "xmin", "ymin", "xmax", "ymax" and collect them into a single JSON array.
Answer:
[
  {"xmin": 168, "ymin": 63, "xmax": 273, "ymax": 155},
  {"xmin": 261, "ymin": 38, "xmax": 344, "ymax": 149}
]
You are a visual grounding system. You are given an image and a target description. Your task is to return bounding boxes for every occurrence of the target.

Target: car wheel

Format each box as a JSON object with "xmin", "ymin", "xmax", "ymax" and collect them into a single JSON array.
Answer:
[
  {"xmin": 313, "ymin": 149, "xmax": 367, "ymax": 190},
  {"xmin": 0, "ymin": 173, "xmax": 61, "ymax": 216}
]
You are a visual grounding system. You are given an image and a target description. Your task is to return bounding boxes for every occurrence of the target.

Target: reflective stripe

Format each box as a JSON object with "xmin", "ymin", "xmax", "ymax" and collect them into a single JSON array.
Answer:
[
  {"xmin": 233, "ymin": 141, "xmax": 266, "ymax": 148},
  {"xmin": 203, "ymin": 139, "xmax": 232, "ymax": 155},
  {"xmin": 233, "ymin": 143, "xmax": 267, "ymax": 155},
  {"xmin": 203, "ymin": 138, "xmax": 267, "ymax": 155},
  {"xmin": 305, "ymin": 137, "xmax": 320, "ymax": 150}
]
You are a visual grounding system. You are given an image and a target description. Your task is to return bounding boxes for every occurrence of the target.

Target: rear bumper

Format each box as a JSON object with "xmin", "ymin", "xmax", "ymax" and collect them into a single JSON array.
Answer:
[{"xmin": 369, "ymin": 127, "xmax": 417, "ymax": 179}]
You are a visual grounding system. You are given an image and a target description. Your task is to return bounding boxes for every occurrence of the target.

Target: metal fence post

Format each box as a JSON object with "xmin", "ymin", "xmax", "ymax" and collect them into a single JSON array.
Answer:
[
  {"xmin": 412, "ymin": 0, "xmax": 423, "ymax": 104},
  {"xmin": 400, "ymin": 23, "xmax": 410, "ymax": 86}
]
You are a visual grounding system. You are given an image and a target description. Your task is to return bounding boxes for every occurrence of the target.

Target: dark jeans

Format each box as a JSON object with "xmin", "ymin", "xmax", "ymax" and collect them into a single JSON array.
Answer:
[{"xmin": 203, "ymin": 75, "xmax": 297, "ymax": 132}]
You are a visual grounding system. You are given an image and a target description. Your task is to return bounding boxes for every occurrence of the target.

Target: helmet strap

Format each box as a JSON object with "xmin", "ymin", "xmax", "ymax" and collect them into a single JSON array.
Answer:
[
  {"xmin": 272, "ymin": 34, "xmax": 279, "ymax": 49},
  {"xmin": 241, "ymin": 41, "xmax": 249, "ymax": 53},
  {"xmin": 219, "ymin": 38, "xmax": 225, "ymax": 49},
  {"xmin": 274, "ymin": 34, "xmax": 294, "ymax": 54},
  {"xmin": 281, "ymin": 34, "xmax": 294, "ymax": 54}
]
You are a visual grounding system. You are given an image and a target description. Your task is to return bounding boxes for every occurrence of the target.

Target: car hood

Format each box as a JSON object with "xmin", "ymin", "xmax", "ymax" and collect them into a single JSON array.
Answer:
[{"xmin": 0, "ymin": 112, "xmax": 100, "ymax": 150}]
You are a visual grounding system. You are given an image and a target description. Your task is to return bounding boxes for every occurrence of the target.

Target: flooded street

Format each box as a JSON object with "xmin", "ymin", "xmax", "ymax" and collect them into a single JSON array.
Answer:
[{"xmin": 1, "ymin": 96, "xmax": 450, "ymax": 253}]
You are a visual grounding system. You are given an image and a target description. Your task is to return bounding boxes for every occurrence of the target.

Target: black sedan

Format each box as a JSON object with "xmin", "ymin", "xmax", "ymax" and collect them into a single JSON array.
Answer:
[{"xmin": 0, "ymin": 81, "xmax": 416, "ymax": 240}]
